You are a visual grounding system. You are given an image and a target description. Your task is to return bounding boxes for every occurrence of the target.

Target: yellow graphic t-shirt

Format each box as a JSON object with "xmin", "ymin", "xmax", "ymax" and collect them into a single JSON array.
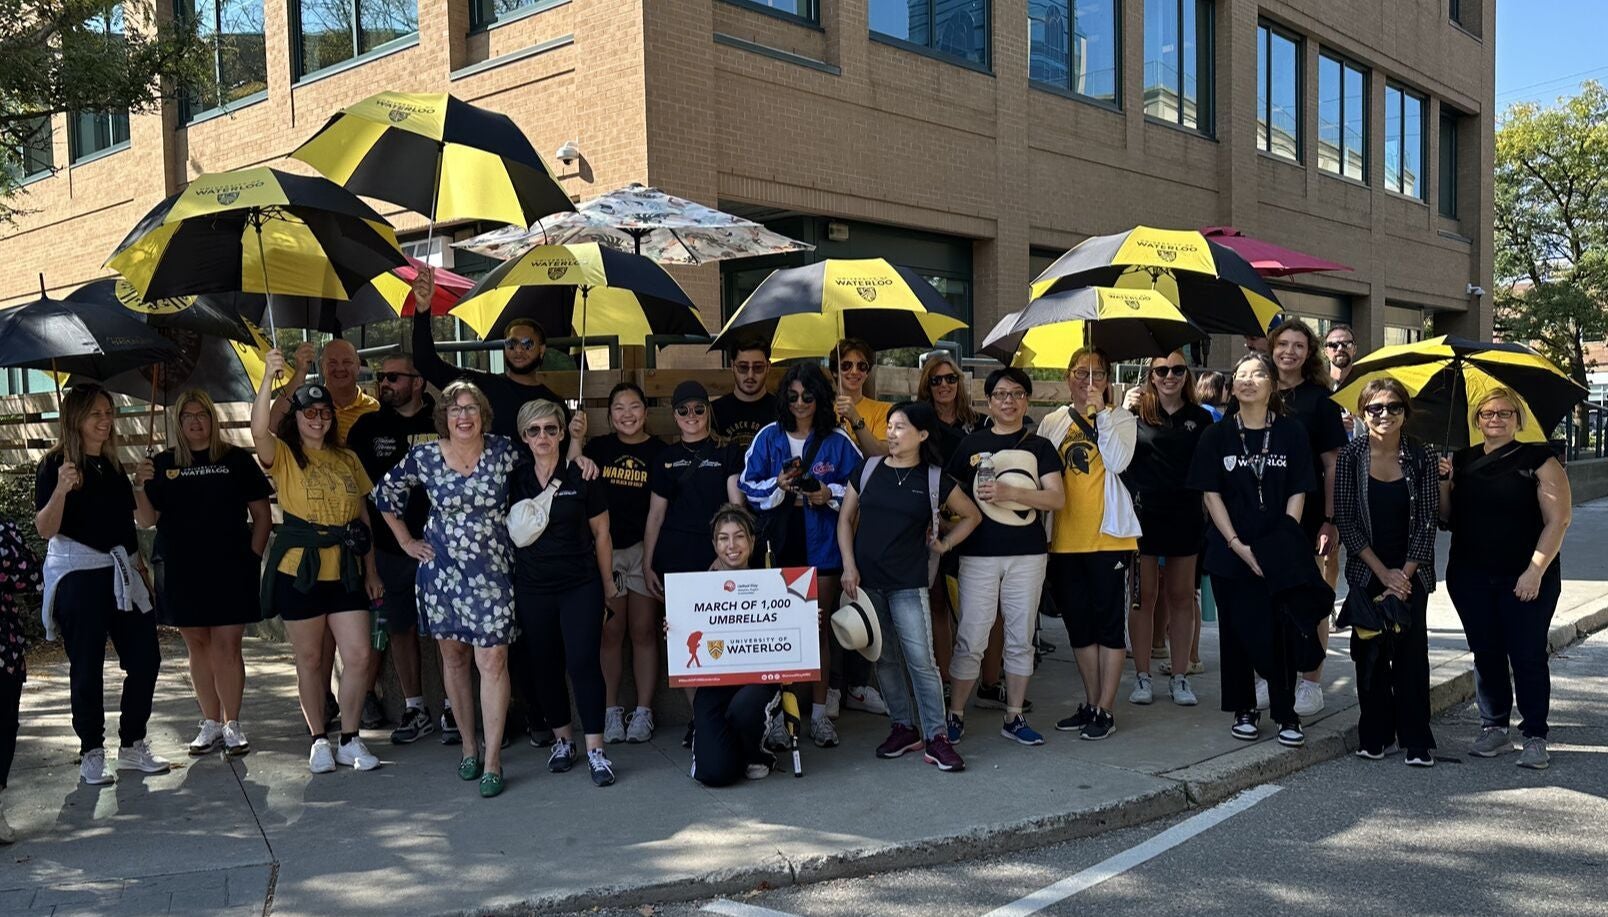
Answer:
[
  {"xmin": 268, "ymin": 439, "xmax": 374, "ymax": 580},
  {"xmin": 1050, "ymin": 415, "xmax": 1139, "ymax": 554},
  {"xmin": 841, "ymin": 396, "xmax": 892, "ymax": 443}
]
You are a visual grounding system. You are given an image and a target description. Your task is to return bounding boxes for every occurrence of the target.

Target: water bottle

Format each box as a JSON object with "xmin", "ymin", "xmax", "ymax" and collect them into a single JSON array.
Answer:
[
  {"xmin": 975, "ymin": 452, "xmax": 996, "ymax": 492},
  {"xmin": 370, "ymin": 598, "xmax": 390, "ymax": 652}
]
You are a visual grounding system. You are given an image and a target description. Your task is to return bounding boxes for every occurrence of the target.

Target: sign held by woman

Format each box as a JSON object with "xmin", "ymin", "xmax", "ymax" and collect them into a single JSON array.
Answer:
[{"xmin": 666, "ymin": 567, "xmax": 822, "ymax": 687}]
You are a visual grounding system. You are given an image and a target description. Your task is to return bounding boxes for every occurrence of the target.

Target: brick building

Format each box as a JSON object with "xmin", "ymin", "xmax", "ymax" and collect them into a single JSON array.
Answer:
[{"xmin": 0, "ymin": 0, "xmax": 1495, "ymax": 388}]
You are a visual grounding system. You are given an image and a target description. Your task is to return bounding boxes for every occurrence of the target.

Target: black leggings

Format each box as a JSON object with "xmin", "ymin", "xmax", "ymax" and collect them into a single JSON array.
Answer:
[
  {"xmin": 515, "ymin": 579, "xmax": 606, "ymax": 736},
  {"xmin": 0, "ymin": 667, "xmax": 21, "ymax": 790},
  {"xmin": 56, "ymin": 569, "xmax": 161, "ymax": 754},
  {"xmin": 690, "ymin": 684, "xmax": 778, "ymax": 787}
]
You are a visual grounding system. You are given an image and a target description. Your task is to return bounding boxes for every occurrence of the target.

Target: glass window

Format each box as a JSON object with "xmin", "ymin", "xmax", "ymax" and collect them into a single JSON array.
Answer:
[
  {"xmin": 1317, "ymin": 51, "xmax": 1366, "ymax": 181},
  {"xmin": 725, "ymin": 0, "xmax": 817, "ymax": 20},
  {"xmin": 295, "ymin": 0, "xmax": 418, "ymax": 77},
  {"xmin": 1030, "ymin": 0, "xmax": 1119, "ymax": 104},
  {"xmin": 180, "ymin": 0, "xmax": 267, "ymax": 120},
  {"xmin": 68, "ymin": 111, "xmax": 130, "ymax": 162},
  {"xmin": 1256, "ymin": 24, "xmax": 1299, "ymax": 161},
  {"xmin": 870, "ymin": 0, "xmax": 990, "ymax": 68},
  {"xmin": 1439, "ymin": 112, "xmax": 1459, "ymax": 218},
  {"xmin": 10, "ymin": 118, "xmax": 53, "ymax": 180},
  {"xmin": 1384, "ymin": 82, "xmax": 1425, "ymax": 198},
  {"xmin": 1448, "ymin": 0, "xmax": 1462, "ymax": 24},
  {"xmin": 1143, "ymin": 0, "xmax": 1212, "ymax": 132}
]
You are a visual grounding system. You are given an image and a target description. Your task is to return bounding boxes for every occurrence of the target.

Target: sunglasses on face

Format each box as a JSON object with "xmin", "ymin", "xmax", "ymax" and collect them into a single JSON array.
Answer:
[
  {"xmin": 377, "ymin": 371, "xmax": 420, "ymax": 384},
  {"xmin": 504, "ymin": 337, "xmax": 540, "ymax": 351},
  {"xmin": 299, "ymin": 407, "xmax": 333, "ymax": 421},
  {"xmin": 523, "ymin": 424, "xmax": 562, "ymax": 438},
  {"xmin": 1477, "ymin": 409, "xmax": 1518, "ymax": 421},
  {"xmin": 733, "ymin": 362, "xmax": 767, "ymax": 375},
  {"xmin": 930, "ymin": 372, "xmax": 960, "ymax": 386},
  {"xmin": 1235, "ymin": 370, "xmax": 1271, "ymax": 382},
  {"xmin": 1152, "ymin": 365, "xmax": 1189, "ymax": 378},
  {"xmin": 785, "ymin": 392, "xmax": 816, "ymax": 405},
  {"xmin": 447, "ymin": 404, "xmax": 481, "ymax": 418},
  {"xmin": 838, "ymin": 360, "xmax": 871, "ymax": 374},
  {"xmin": 1325, "ymin": 340, "xmax": 1355, "ymax": 350},
  {"xmin": 1363, "ymin": 402, "xmax": 1407, "ymax": 417},
  {"xmin": 675, "ymin": 404, "xmax": 708, "ymax": 417}
]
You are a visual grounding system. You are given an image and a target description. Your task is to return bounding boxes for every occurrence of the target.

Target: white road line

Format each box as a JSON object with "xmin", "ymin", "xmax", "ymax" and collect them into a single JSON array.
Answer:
[
  {"xmin": 981, "ymin": 784, "xmax": 1284, "ymax": 917},
  {"xmin": 703, "ymin": 899, "xmax": 804, "ymax": 917}
]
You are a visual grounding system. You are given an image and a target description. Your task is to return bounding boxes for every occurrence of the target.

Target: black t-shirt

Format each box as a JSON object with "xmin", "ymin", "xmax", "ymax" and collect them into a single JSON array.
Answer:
[
  {"xmin": 584, "ymin": 434, "xmax": 666, "ymax": 548},
  {"xmin": 649, "ymin": 438, "xmax": 741, "ymax": 574},
  {"xmin": 850, "ymin": 458, "xmax": 955, "ymax": 590},
  {"xmin": 346, "ymin": 401, "xmax": 440, "ymax": 554},
  {"xmin": 712, "ymin": 394, "xmax": 777, "ymax": 452},
  {"xmin": 35, "ymin": 453, "xmax": 137, "ymax": 554},
  {"xmin": 1367, "ymin": 476, "xmax": 1411, "ymax": 571},
  {"xmin": 413, "ymin": 312, "xmax": 566, "ymax": 440},
  {"xmin": 509, "ymin": 460, "xmax": 608, "ymax": 592},
  {"xmin": 1124, "ymin": 403, "xmax": 1214, "ymax": 513},
  {"xmin": 1279, "ymin": 380, "xmax": 1349, "ymax": 498},
  {"xmin": 1448, "ymin": 442, "xmax": 1558, "ymax": 577},
  {"xmin": 1186, "ymin": 416, "xmax": 1316, "ymax": 578},
  {"xmin": 945, "ymin": 426, "xmax": 1064, "ymax": 558},
  {"xmin": 933, "ymin": 418, "xmax": 978, "ymax": 466},
  {"xmin": 144, "ymin": 446, "xmax": 272, "ymax": 559}
]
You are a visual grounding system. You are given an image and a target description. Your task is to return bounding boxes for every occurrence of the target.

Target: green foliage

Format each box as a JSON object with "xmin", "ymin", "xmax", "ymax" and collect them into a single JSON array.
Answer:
[{"xmin": 0, "ymin": 463, "xmax": 46, "ymax": 643}]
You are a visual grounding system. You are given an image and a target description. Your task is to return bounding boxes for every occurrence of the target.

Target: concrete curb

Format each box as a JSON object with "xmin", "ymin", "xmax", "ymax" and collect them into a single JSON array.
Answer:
[{"xmin": 484, "ymin": 599, "xmax": 1608, "ymax": 916}]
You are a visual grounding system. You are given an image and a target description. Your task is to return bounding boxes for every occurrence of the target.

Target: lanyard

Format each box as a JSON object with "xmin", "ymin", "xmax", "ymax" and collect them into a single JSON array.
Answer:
[{"xmin": 1234, "ymin": 413, "xmax": 1275, "ymax": 511}]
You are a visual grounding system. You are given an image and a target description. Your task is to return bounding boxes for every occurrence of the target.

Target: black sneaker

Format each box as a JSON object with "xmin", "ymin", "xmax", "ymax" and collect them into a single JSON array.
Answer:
[
  {"xmin": 1231, "ymin": 711, "xmax": 1260, "ymax": 741},
  {"xmin": 682, "ymin": 721, "xmax": 695, "ymax": 749},
  {"xmin": 975, "ymin": 681, "xmax": 1034, "ymax": 713},
  {"xmin": 439, "ymin": 707, "xmax": 461, "ymax": 745},
  {"xmin": 360, "ymin": 692, "xmax": 387, "ymax": 730},
  {"xmin": 587, "ymin": 748, "xmax": 617, "ymax": 787},
  {"xmin": 390, "ymin": 706, "xmax": 434, "ymax": 745},
  {"xmin": 1277, "ymin": 722, "xmax": 1305, "ymax": 747},
  {"xmin": 1080, "ymin": 708, "xmax": 1116, "ymax": 741},
  {"xmin": 548, "ymin": 738, "xmax": 577, "ymax": 773},
  {"xmin": 1056, "ymin": 703, "xmax": 1095, "ymax": 732},
  {"xmin": 1404, "ymin": 748, "xmax": 1435, "ymax": 767},
  {"xmin": 528, "ymin": 727, "xmax": 555, "ymax": 748}
]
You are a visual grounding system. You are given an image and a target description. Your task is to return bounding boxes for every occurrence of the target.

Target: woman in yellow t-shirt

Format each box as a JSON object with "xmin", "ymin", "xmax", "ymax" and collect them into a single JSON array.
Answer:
[
  {"xmin": 1036, "ymin": 347, "xmax": 1140, "ymax": 742},
  {"xmin": 831, "ymin": 338, "xmax": 890, "ymax": 458},
  {"xmin": 252, "ymin": 349, "xmax": 384, "ymax": 776}
]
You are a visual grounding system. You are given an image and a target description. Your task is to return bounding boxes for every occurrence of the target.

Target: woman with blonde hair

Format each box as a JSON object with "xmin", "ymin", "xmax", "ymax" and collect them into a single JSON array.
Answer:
[
  {"xmin": 917, "ymin": 353, "xmax": 977, "ymax": 687},
  {"xmin": 134, "ymin": 389, "xmax": 273, "ymax": 758}
]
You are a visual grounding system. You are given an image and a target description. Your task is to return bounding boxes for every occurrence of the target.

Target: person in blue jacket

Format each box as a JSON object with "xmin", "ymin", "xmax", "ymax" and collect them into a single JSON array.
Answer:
[{"xmin": 739, "ymin": 362, "xmax": 862, "ymax": 748}]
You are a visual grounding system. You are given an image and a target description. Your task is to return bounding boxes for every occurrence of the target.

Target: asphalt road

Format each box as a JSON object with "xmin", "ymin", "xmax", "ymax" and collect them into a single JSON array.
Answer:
[{"xmin": 572, "ymin": 630, "xmax": 1608, "ymax": 917}]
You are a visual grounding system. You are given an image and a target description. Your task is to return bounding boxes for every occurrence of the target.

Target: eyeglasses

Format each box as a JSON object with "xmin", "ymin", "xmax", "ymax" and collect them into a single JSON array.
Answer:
[
  {"xmin": 523, "ymin": 424, "xmax": 562, "ymax": 438},
  {"xmin": 446, "ymin": 404, "xmax": 481, "ymax": 418},
  {"xmin": 178, "ymin": 411, "xmax": 210, "ymax": 424},
  {"xmin": 929, "ymin": 372, "xmax": 961, "ymax": 386},
  {"xmin": 733, "ymin": 362, "xmax": 767, "ymax": 375},
  {"xmin": 1325, "ymin": 340, "xmax": 1355, "ymax": 350},
  {"xmin": 504, "ymin": 336, "xmax": 541, "ymax": 351},
  {"xmin": 785, "ymin": 392, "xmax": 816, "ymax": 405},
  {"xmin": 1477, "ymin": 408, "xmax": 1518, "ymax": 421},
  {"xmin": 1151, "ymin": 365, "xmax": 1189, "ymax": 378},
  {"xmin": 299, "ymin": 407, "xmax": 334, "ymax": 420},
  {"xmin": 838, "ymin": 360, "xmax": 871, "ymax": 374},
  {"xmin": 675, "ymin": 404, "xmax": 708, "ymax": 417},
  {"xmin": 377, "ymin": 371, "xmax": 421, "ymax": 383},
  {"xmin": 1071, "ymin": 369, "xmax": 1109, "ymax": 382},
  {"xmin": 990, "ymin": 389, "xmax": 1028, "ymax": 402},
  {"xmin": 1234, "ymin": 370, "xmax": 1271, "ymax": 382},
  {"xmin": 1363, "ymin": 402, "xmax": 1407, "ymax": 417}
]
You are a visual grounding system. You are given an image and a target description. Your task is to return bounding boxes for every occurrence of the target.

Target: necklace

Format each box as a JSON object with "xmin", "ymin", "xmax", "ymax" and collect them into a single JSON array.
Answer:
[
  {"xmin": 1234, "ymin": 412, "xmax": 1275, "ymax": 510},
  {"xmin": 890, "ymin": 462, "xmax": 918, "ymax": 487}
]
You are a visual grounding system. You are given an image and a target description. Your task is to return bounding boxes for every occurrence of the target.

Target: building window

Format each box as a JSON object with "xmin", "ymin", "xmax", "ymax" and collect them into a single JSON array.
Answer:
[
  {"xmin": 1317, "ymin": 51, "xmax": 1366, "ymax": 181},
  {"xmin": 68, "ymin": 112, "xmax": 130, "ymax": 162},
  {"xmin": 295, "ymin": 0, "xmax": 418, "ymax": 78},
  {"xmin": 1448, "ymin": 0, "xmax": 1462, "ymax": 25},
  {"xmin": 471, "ymin": 0, "xmax": 573, "ymax": 28},
  {"xmin": 1143, "ymin": 0, "xmax": 1213, "ymax": 132},
  {"xmin": 1384, "ymin": 82, "xmax": 1425, "ymax": 198},
  {"xmin": 1256, "ymin": 24, "xmax": 1299, "ymax": 161},
  {"xmin": 1439, "ymin": 111, "xmax": 1459, "ymax": 218},
  {"xmin": 869, "ymin": 0, "xmax": 991, "ymax": 68},
  {"xmin": 9, "ymin": 118, "xmax": 54, "ymax": 181},
  {"xmin": 1029, "ymin": 0, "xmax": 1119, "ymax": 104},
  {"xmin": 720, "ymin": 0, "xmax": 818, "ymax": 22},
  {"xmin": 180, "ymin": 0, "xmax": 268, "ymax": 120}
]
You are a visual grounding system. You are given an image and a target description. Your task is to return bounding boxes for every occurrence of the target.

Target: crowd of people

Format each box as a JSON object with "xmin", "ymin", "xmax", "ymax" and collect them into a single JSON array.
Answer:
[{"xmin": 0, "ymin": 293, "xmax": 1575, "ymax": 837}]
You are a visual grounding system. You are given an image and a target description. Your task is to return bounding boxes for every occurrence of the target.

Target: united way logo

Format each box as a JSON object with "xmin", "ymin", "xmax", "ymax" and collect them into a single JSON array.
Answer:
[
  {"xmin": 216, "ymin": 191, "xmax": 239, "ymax": 205},
  {"xmin": 706, "ymin": 639, "xmax": 725, "ymax": 660},
  {"xmin": 388, "ymin": 109, "xmax": 410, "ymax": 122},
  {"xmin": 546, "ymin": 265, "xmax": 568, "ymax": 281},
  {"xmin": 856, "ymin": 285, "xmax": 877, "ymax": 302}
]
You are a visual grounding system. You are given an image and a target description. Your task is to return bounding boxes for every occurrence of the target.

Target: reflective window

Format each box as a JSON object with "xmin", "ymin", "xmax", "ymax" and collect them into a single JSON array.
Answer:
[
  {"xmin": 1144, "ymin": 0, "xmax": 1212, "ymax": 132},
  {"xmin": 295, "ymin": 0, "xmax": 418, "ymax": 78},
  {"xmin": 870, "ymin": 0, "xmax": 990, "ymax": 68},
  {"xmin": 725, "ymin": 0, "xmax": 817, "ymax": 20},
  {"xmin": 1256, "ymin": 24, "xmax": 1299, "ymax": 161},
  {"xmin": 1318, "ymin": 51, "xmax": 1366, "ymax": 181},
  {"xmin": 1439, "ymin": 112, "xmax": 1459, "ymax": 218},
  {"xmin": 180, "ymin": 0, "xmax": 268, "ymax": 120},
  {"xmin": 68, "ymin": 6, "xmax": 130, "ymax": 162},
  {"xmin": 1384, "ymin": 82, "xmax": 1425, "ymax": 198},
  {"xmin": 10, "ymin": 118, "xmax": 53, "ymax": 180},
  {"xmin": 1029, "ymin": 0, "xmax": 1119, "ymax": 104}
]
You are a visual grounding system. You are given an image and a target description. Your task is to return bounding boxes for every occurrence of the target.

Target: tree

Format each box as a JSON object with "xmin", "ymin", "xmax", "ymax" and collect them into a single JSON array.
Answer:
[
  {"xmin": 0, "ymin": 0, "xmax": 210, "ymax": 221},
  {"xmin": 1493, "ymin": 81, "xmax": 1608, "ymax": 442}
]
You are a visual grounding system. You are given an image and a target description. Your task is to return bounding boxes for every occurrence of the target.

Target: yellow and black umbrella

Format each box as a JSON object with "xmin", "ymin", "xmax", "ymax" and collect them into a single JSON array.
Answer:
[
  {"xmin": 979, "ymin": 287, "xmax": 1206, "ymax": 368},
  {"xmin": 1332, "ymin": 335, "xmax": 1588, "ymax": 447},
  {"xmin": 105, "ymin": 166, "xmax": 406, "ymax": 335},
  {"xmin": 1032, "ymin": 226, "xmax": 1283, "ymax": 336},
  {"xmin": 291, "ymin": 91, "xmax": 573, "ymax": 231},
  {"xmin": 709, "ymin": 258, "xmax": 968, "ymax": 361}
]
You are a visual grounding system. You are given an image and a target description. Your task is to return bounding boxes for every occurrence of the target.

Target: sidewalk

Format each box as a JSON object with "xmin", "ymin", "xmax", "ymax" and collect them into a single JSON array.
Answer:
[{"xmin": 3, "ymin": 500, "xmax": 1606, "ymax": 917}]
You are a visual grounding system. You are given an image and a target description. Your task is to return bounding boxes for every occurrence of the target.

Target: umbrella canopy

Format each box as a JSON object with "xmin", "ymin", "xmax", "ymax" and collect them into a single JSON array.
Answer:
[
  {"xmin": 450, "ymin": 243, "xmax": 706, "ymax": 343},
  {"xmin": 224, "ymin": 256, "xmax": 476, "ymax": 333},
  {"xmin": 105, "ymin": 166, "xmax": 407, "ymax": 328},
  {"xmin": 454, "ymin": 183, "xmax": 814, "ymax": 265},
  {"xmin": 1331, "ymin": 335, "xmax": 1588, "ymax": 448},
  {"xmin": 0, "ymin": 283, "xmax": 180, "ymax": 379},
  {"xmin": 290, "ymin": 91, "xmax": 573, "ymax": 227},
  {"xmin": 980, "ymin": 287, "xmax": 1207, "ymax": 367},
  {"xmin": 73, "ymin": 277, "xmax": 255, "ymax": 343},
  {"xmin": 709, "ymin": 259, "xmax": 968, "ymax": 360},
  {"xmin": 1031, "ymin": 226, "xmax": 1283, "ymax": 336},
  {"xmin": 394, "ymin": 257, "xmax": 474, "ymax": 316},
  {"xmin": 1200, "ymin": 226, "xmax": 1353, "ymax": 277},
  {"xmin": 69, "ymin": 318, "xmax": 269, "ymax": 407}
]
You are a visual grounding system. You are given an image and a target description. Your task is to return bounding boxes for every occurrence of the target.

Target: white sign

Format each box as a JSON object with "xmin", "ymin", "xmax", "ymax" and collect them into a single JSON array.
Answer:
[{"xmin": 665, "ymin": 567, "xmax": 822, "ymax": 687}]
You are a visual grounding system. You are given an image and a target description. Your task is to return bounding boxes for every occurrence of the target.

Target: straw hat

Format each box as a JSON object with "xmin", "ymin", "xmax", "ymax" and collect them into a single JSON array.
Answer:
[
  {"xmin": 830, "ymin": 593, "xmax": 883, "ymax": 662},
  {"xmin": 978, "ymin": 448, "xmax": 1045, "ymax": 527}
]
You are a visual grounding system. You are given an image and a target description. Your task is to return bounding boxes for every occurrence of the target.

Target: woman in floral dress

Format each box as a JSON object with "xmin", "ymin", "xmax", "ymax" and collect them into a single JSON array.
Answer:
[
  {"xmin": 375, "ymin": 380, "xmax": 519, "ymax": 797},
  {"xmin": 0, "ymin": 520, "xmax": 42, "ymax": 843}
]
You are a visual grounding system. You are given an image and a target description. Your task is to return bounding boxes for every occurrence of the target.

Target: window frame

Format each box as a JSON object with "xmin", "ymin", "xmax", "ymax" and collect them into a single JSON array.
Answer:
[
  {"xmin": 868, "ymin": 0, "xmax": 994, "ymax": 72},
  {"xmin": 292, "ymin": 0, "xmax": 420, "ymax": 81},
  {"xmin": 177, "ymin": 0, "xmax": 270, "ymax": 124},
  {"xmin": 469, "ymin": 0, "xmax": 573, "ymax": 31},
  {"xmin": 67, "ymin": 111, "xmax": 131, "ymax": 164},
  {"xmin": 1438, "ymin": 110, "xmax": 1459, "ymax": 219},
  {"xmin": 1383, "ymin": 80, "xmax": 1426, "ymax": 199},
  {"xmin": 10, "ymin": 117, "xmax": 55, "ymax": 182},
  {"xmin": 1255, "ymin": 21, "xmax": 1301, "ymax": 162},
  {"xmin": 716, "ymin": 0, "xmax": 820, "ymax": 28},
  {"xmin": 1316, "ymin": 49, "xmax": 1368, "ymax": 183},
  {"xmin": 1028, "ymin": 0, "xmax": 1122, "ymax": 108},
  {"xmin": 1142, "ymin": 0, "xmax": 1214, "ymax": 136}
]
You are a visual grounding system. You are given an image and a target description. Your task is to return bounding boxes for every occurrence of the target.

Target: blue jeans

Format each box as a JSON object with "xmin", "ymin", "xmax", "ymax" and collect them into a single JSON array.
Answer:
[{"xmin": 865, "ymin": 587, "xmax": 946, "ymax": 741}]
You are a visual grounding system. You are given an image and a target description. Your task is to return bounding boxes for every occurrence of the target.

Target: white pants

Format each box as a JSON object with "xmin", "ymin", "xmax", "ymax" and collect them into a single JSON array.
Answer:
[{"xmin": 952, "ymin": 554, "xmax": 1047, "ymax": 681}]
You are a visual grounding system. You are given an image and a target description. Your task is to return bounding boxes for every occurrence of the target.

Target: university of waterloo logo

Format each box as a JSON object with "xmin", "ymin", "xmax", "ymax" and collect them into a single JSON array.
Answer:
[
  {"xmin": 216, "ymin": 191, "xmax": 239, "ymax": 205},
  {"xmin": 1157, "ymin": 249, "xmax": 1177, "ymax": 263},
  {"xmin": 856, "ymin": 286, "xmax": 877, "ymax": 302},
  {"xmin": 388, "ymin": 109, "xmax": 410, "ymax": 122},
  {"xmin": 707, "ymin": 640, "xmax": 725, "ymax": 660},
  {"xmin": 547, "ymin": 266, "xmax": 568, "ymax": 280}
]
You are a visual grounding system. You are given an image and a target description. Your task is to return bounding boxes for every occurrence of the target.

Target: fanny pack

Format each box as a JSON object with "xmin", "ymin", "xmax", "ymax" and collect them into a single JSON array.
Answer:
[{"xmin": 508, "ymin": 476, "xmax": 561, "ymax": 548}]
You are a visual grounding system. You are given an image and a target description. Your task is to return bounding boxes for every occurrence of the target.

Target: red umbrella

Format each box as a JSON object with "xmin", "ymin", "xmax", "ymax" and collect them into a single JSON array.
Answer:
[
  {"xmin": 395, "ymin": 256, "xmax": 474, "ymax": 316},
  {"xmin": 1200, "ymin": 226, "xmax": 1353, "ymax": 277}
]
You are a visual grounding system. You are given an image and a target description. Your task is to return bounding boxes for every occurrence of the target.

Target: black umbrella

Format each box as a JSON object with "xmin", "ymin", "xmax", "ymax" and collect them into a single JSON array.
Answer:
[
  {"xmin": 0, "ymin": 278, "xmax": 181, "ymax": 382},
  {"xmin": 69, "ymin": 278, "xmax": 256, "ymax": 343}
]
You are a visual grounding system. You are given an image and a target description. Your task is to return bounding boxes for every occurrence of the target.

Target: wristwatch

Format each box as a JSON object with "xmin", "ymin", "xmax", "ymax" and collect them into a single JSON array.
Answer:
[{"xmin": 852, "ymin": 419, "xmax": 867, "ymax": 432}]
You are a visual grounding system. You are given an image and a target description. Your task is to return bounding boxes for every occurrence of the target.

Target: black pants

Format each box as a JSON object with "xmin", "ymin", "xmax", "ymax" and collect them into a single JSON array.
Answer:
[
  {"xmin": 1210, "ymin": 574, "xmax": 1297, "ymax": 725},
  {"xmin": 515, "ymin": 579, "xmax": 606, "ymax": 735},
  {"xmin": 1447, "ymin": 564, "xmax": 1561, "ymax": 739},
  {"xmin": 690, "ymin": 684, "xmax": 778, "ymax": 788},
  {"xmin": 1049, "ymin": 551, "xmax": 1129, "ymax": 650},
  {"xmin": 56, "ymin": 569, "xmax": 161, "ymax": 754},
  {"xmin": 1350, "ymin": 589, "xmax": 1433, "ymax": 752},
  {"xmin": 0, "ymin": 668, "xmax": 21, "ymax": 790},
  {"xmin": 506, "ymin": 632, "xmax": 549, "ymax": 732}
]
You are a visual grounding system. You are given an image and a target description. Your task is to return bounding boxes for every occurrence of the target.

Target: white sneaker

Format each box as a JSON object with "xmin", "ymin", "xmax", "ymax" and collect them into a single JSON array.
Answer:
[
  {"xmin": 1254, "ymin": 676, "xmax": 1270, "ymax": 711},
  {"xmin": 745, "ymin": 762, "xmax": 772, "ymax": 780},
  {"xmin": 222, "ymin": 721, "xmax": 250, "ymax": 756},
  {"xmin": 1293, "ymin": 679, "xmax": 1325, "ymax": 717},
  {"xmin": 335, "ymin": 736, "xmax": 380, "ymax": 771},
  {"xmin": 810, "ymin": 714, "xmax": 839, "ymax": 748},
  {"xmin": 117, "ymin": 739, "xmax": 172, "ymax": 774},
  {"xmin": 1170, "ymin": 675, "xmax": 1199, "ymax": 706},
  {"xmin": 603, "ymin": 707, "xmax": 626, "ymax": 744},
  {"xmin": 308, "ymin": 738, "xmax": 337, "ymax": 774},
  {"xmin": 0, "ymin": 799, "xmax": 14, "ymax": 844},
  {"xmin": 1128, "ymin": 673, "xmax": 1154, "ymax": 705},
  {"xmin": 845, "ymin": 685, "xmax": 889, "ymax": 715},
  {"xmin": 79, "ymin": 748, "xmax": 114, "ymax": 785},
  {"xmin": 824, "ymin": 687, "xmax": 842, "ymax": 720},
  {"xmin": 625, "ymin": 708, "xmax": 655, "ymax": 743},
  {"xmin": 189, "ymin": 719, "xmax": 223, "ymax": 756}
]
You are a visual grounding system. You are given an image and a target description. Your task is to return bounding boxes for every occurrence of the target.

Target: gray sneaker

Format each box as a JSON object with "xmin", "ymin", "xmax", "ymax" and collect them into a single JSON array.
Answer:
[
  {"xmin": 1470, "ymin": 726, "xmax": 1513, "ymax": 757},
  {"xmin": 1128, "ymin": 672, "xmax": 1154, "ymax": 705},
  {"xmin": 1170, "ymin": 674, "xmax": 1198, "ymax": 706},
  {"xmin": 1516, "ymin": 737, "xmax": 1550, "ymax": 770},
  {"xmin": 625, "ymin": 708, "xmax": 654, "ymax": 743},
  {"xmin": 603, "ymin": 707, "xmax": 626, "ymax": 744}
]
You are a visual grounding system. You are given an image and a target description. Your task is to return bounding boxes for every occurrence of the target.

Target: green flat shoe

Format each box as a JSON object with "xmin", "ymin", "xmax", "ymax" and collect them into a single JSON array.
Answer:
[
  {"xmin": 458, "ymin": 756, "xmax": 483, "ymax": 781},
  {"xmin": 479, "ymin": 771, "xmax": 504, "ymax": 798}
]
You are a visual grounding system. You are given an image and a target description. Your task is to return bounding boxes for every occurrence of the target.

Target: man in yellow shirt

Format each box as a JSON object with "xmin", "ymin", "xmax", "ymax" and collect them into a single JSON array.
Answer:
[
  {"xmin": 270, "ymin": 339, "xmax": 379, "ymax": 441},
  {"xmin": 831, "ymin": 338, "xmax": 889, "ymax": 458}
]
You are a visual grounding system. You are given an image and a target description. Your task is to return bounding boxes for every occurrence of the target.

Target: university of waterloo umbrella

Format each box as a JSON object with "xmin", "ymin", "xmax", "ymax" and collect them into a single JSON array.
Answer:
[
  {"xmin": 709, "ymin": 259, "xmax": 968, "ymax": 361},
  {"xmin": 980, "ymin": 287, "xmax": 1206, "ymax": 367},
  {"xmin": 1332, "ymin": 335, "xmax": 1588, "ymax": 448},
  {"xmin": 1031, "ymin": 226, "xmax": 1283, "ymax": 336}
]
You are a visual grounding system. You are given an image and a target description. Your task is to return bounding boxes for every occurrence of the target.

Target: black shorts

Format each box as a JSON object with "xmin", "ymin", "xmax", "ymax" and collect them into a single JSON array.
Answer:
[
  {"xmin": 272, "ymin": 573, "xmax": 369, "ymax": 622},
  {"xmin": 373, "ymin": 550, "xmax": 421, "ymax": 635},
  {"xmin": 1049, "ymin": 551, "xmax": 1130, "ymax": 650},
  {"xmin": 1136, "ymin": 499, "xmax": 1205, "ymax": 558}
]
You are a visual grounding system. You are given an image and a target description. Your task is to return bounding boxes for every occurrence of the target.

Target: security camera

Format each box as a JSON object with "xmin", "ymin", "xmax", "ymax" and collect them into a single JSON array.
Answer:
[
  {"xmin": 1467, "ymin": 283, "xmax": 1486, "ymax": 297},
  {"xmin": 555, "ymin": 141, "xmax": 580, "ymax": 166}
]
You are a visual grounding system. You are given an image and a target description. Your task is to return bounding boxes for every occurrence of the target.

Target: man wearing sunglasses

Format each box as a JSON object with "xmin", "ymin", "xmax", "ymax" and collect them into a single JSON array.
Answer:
[
  {"xmin": 1324, "ymin": 324, "xmax": 1359, "ymax": 390},
  {"xmin": 712, "ymin": 340, "xmax": 777, "ymax": 451},
  {"xmin": 270, "ymin": 338, "xmax": 379, "ymax": 441}
]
